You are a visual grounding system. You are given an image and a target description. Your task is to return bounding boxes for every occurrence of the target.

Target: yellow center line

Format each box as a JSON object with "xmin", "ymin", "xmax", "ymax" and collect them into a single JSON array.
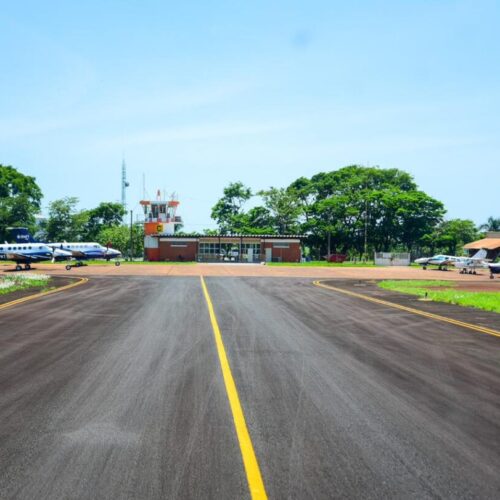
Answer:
[
  {"xmin": 313, "ymin": 280, "xmax": 500, "ymax": 339},
  {"xmin": 200, "ymin": 276, "xmax": 268, "ymax": 500},
  {"xmin": 0, "ymin": 277, "xmax": 89, "ymax": 311}
]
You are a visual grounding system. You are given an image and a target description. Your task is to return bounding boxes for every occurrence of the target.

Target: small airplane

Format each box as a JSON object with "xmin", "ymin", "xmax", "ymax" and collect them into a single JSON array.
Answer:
[
  {"xmin": 453, "ymin": 249, "xmax": 489, "ymax": 275},
  {"xmin": 488, "ymin": 263, "xmax": 500, "ymax": 279},
  {"xmin": 48, "ymin": 242, "xmax": 122, "ymax": 270},
  {"xmin": 0, "ymin": 242, "xmax": 72, "ymax": 271},
  {"xmin": 414, "ymin": 254, "xmax": 461, "ymax": 270},
  {"xmin": 415, "ymin": 249, "xmax": 488, "ymax": 271},
  {"xmin": 11, "ymin": 228, "xmax": 122, "ymax": 270}
]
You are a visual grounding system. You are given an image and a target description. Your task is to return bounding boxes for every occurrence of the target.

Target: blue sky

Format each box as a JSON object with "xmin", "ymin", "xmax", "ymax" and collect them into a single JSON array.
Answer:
[{"xmin": 1, "ymin": 0, "xmax": 499, "ymax": 230}]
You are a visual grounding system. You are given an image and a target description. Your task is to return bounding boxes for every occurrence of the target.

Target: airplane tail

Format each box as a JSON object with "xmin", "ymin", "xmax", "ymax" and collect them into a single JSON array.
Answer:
[
  {"xmin": 471, "ymin": 248, "xmax": 487, "ymax": 260},
  {"xmin": 8, "ymin": 227, "xmax": 36, "ymax": 243}
]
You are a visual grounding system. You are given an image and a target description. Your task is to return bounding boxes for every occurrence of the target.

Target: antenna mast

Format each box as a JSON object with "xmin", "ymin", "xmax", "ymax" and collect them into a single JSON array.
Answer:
[{"xmin": 121, "ymin": 159, "xmax": 130, "ymax": 209}]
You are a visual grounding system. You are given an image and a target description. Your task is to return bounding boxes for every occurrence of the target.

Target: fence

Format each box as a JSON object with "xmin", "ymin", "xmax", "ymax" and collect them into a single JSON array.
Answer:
[{"xmin": 374, "ymin": 252, "xmax": 411, "ymax": 266}]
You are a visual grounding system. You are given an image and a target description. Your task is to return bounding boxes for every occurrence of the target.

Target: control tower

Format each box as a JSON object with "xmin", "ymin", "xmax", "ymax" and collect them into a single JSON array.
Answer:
[{"xmin": 140, "ymin": 190, "xmax": 183, "ymax": 236}]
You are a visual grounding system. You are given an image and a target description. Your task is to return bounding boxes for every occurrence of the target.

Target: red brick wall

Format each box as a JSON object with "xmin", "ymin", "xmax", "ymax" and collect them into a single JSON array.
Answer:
[
  {"xmin": 159, "ymin": 241, "xmax": 197, "ymax": 261},
  {"xmin": 264, "ymin": 242, "xmax": 301, "ymax": 262},
  {"xmin": 145, "ymin": 248, "xmax": 160, "ymax": 261}
]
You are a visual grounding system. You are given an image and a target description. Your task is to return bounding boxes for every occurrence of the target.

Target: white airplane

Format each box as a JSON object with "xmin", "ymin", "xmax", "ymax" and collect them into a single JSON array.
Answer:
[
  {"xmin": 48, "ymin": 242, "xmax": 122, "ymax": 270},
  {"xmin": 415, "ymin": 254, "xmax": 461, "ymax": 270},
  {"xmin": 415, "ymin": 249, "xmax": 488, "ymax": 271},
  {"xmin": 453, "ymin": 249, "xmax": 490, "ymax": 275},
  {"xmin": 0, "ymin": 242, "xmax": 72, "ymax": 271},
  {"xmin": 11, "ymin": 228, "xmax": 122, "ymax": 270}
]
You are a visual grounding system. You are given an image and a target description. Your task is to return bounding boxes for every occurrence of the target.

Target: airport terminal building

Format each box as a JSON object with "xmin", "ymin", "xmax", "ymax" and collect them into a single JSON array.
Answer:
[
  {"xmin": 144, "ymin": 234, "xmax": 304, "ymax": 263},
  {"xmin": 140, "ymin": 193, "xmax": 303, "ymax": 263}
]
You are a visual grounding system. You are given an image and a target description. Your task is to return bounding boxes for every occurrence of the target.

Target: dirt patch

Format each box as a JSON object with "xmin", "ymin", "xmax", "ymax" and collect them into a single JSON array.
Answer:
[{"xmin": 451, "ymin": 282, "xmax": 500, "ymax": 293}]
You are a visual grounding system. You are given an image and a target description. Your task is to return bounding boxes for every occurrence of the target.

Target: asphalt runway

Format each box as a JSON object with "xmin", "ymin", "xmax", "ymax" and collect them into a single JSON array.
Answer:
[{"xmin": 0, "ymin": 276, "xmax": 499, "ymax": 499}]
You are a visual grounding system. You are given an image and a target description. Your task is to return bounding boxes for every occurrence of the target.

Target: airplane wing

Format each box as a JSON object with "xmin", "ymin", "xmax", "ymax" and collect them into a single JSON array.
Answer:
[
  {"xmin": 3, "ymin": 252, "xmax": 42, "ymax": 262},
  {"xmin": 440, "ymin": 258, "xmax": 455, "ymax": 266},
  {"xmin": 69, "ymin": 250, "xmax": 88, "ymax": 258}
]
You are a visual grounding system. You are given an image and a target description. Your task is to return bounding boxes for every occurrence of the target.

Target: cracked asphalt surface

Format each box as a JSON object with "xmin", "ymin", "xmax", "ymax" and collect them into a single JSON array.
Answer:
[{"xmin": 0, "ymin": 276, "xmax": 499, "ymax": 499}]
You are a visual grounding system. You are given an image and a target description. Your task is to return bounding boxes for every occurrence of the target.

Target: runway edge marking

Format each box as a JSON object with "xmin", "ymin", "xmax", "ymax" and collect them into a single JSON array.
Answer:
[
  {"xmin": 0, "ymin": 277, "xmax": 89, "ymax": 311},
  {"xmin": 200, "ymin": 276, "xmax": 268, "ymax": 500},
  {"xmin": 313, "ymin": 280, "xmax": 500, "ymax": 339}
]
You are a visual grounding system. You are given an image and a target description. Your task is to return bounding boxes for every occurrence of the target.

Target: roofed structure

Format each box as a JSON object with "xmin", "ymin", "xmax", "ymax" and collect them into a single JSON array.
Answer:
[{"xmin": 464, "ymin": 232, "xmax": 500, "ymax": 260}]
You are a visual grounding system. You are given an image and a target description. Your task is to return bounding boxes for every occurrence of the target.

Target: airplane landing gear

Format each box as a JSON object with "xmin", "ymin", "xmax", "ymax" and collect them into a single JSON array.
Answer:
[
  {"xmin": 15, "ymin": 264, "xmax": 22, "ymax": 271},
  {"xmin": 65, "ymin": 261, "xmax": 88, "ymax": 271},
  {"xmin": 24, "ymin": 264, "xmax": 31, "ymax": 270}
]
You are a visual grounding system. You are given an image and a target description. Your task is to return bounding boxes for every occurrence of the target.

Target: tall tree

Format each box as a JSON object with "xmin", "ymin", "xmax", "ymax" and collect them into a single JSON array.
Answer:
[
  {"xmin": 84, "ymin": 202, "xmax": 126, "ymax": 240},
  {"xmin": 211, "ymin": 182, "xmax": 252, "ymax": 233},
  {"xmin": 44, "ymin": 197, "xmax": 87, "ymax": 242},
  {"xmin": 430, "ymin": 219, "xmax": 479, "ymax": 255},
  {"xmin": 0, "ymin": 164, "xmax": 43, "ymax": 241},
  {"xmin": 258, "ymin": 187, "xmax": 301, "ymax": 234},
  {"xmin": 98, "ymin": 224, "xmax": 144, "ymax": 258},
  {"xmin": 289, "ymin": 165, "xmax": 444, "ymax": 256}
]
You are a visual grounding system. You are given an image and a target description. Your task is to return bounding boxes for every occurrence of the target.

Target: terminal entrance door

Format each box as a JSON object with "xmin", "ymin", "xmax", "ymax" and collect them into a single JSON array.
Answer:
[{"xmin": 265, "ymin": 247, "xmax": 272, "ymax": 262}]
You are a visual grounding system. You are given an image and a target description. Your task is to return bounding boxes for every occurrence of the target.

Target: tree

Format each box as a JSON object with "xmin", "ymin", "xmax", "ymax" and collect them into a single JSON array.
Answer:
[
  {"xmin": 0, "ymin": 164, "xmax": 43, "ymax": 241},
  {"xmin": 84, "ymin": 202, "xmax": 126, "ymax": 240},
  {"xmin": 393, "ymin": 191, "xmax": 445, "ymax": 251},
  {"xmin": 287, "ymin": 176, "xmax": 315, "ymax": 224},
  {"xmin": 211, "ymin": 182, "xmax": 252, "ymax": 233},
  {"xmin": 429, "ymin": 219, "xmax": 479, "ymax": 255},
  {"xmin": 98, "ymin": 224, "xmax": 144, "ymax": 258},
  {"xmin": 44, "ymin": 197, "xmax": 87, "ymax": 242},
  {"xmin": 244, "ymin": 206, "xmax": 275, "ymax": 234},
  {"xmin": 480, "ymin": 216, "xmax": 500, "ymax": 232},
  {"xmin": 258, "ymin": 187, "xmax": 301, "ymax": 234},
  {"xmin": 289, "ymin": 165, "xmax": 444, "ymax": 256}
]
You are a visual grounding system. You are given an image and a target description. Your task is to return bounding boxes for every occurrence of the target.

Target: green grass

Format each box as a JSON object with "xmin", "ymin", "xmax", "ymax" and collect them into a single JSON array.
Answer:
[
  {"xmin": 378, "ymin": 280, "xmax": 500, "ymax": 314},
  {"xmin": 268, "ymin": 260, "xmax": 376, "ymax": 267},
  {"xmin": 0, "ymin": 273, "xmax": 51, "ymax": 295}
]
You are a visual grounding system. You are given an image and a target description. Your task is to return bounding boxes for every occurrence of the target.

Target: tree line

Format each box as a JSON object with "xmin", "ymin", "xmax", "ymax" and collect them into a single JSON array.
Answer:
[
  {"xmin": 0, "ymin": 164, "xmax": 143, "ymax": 257},
  {"xmin": 209, "ymin": 165, "xmax": 499, "ymax": 258},
  {"xmin": 2, "ymin": 163, "xmax": 498, "ymax": 260}
]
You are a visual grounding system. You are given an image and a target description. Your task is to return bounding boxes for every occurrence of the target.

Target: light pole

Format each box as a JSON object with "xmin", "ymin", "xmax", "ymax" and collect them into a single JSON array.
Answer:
[{"xmin": 129, "ymin": 210, "xmax": 133, "ymax": 261}]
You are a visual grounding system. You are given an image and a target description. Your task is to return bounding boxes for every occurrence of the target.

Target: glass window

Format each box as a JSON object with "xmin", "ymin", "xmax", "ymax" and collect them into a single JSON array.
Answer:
[{"xmin": 199, "ymin": 243, "xmax": 221, "ymax": 254}]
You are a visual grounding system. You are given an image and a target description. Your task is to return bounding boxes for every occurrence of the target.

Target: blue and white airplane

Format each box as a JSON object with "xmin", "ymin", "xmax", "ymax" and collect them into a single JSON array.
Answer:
[
  {"xmin": 0, "ymin": 242, "xmax": 72, "ymax": 271},
  {"xmin": 49, "ymin": 242, "xmax": 122, "ymax": 270},
  {"xmin": 11, "ymin": 228, "xmax": 122, "ymax": 270}
]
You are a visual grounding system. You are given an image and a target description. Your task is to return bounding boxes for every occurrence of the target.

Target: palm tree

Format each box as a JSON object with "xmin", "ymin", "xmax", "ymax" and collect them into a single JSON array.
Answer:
[{"xmin": 480, "ymin": 216, "xmax": 500, "ymax": 232}]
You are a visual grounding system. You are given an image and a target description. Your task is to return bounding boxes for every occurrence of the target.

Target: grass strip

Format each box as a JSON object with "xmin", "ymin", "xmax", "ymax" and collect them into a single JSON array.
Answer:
[
  {"xmin": 0, "ymin": 273, "xmax": 51, "ymax": 295},
  {"xmin": 378, "ymin": 280, "xmax": 500, "ymax": 314}
]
